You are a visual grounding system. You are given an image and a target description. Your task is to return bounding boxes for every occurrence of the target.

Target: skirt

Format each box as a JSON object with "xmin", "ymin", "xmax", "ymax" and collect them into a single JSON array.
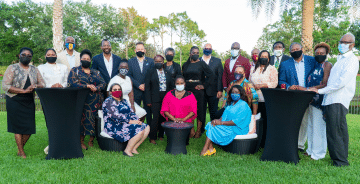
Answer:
[{"xmin": 6, "ymin": 94, "xmax": 36, "ymax": 134}]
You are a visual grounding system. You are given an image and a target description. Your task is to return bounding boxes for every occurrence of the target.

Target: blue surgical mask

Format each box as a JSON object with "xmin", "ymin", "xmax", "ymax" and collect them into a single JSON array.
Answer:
[
  {"xmin": 231, "ymin": 93, "xmax": 241, "ymax": 101},
  {"xmin": 65, "ymin": 43, "xmax": 76, "ymax": 50},
  {"xmin": 338, "ymin": 43, "xmax": 350, "ymax": 54},
  {"xmin": 203, "ymin": 49, "xmax": 212, "ymax": 56}
]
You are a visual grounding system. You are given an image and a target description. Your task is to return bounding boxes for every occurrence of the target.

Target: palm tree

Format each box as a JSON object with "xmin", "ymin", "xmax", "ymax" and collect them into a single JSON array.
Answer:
[
  {"xmin": 249, "ymin": 0, "xmax": 360, "ymax": 55},
  {"xmin": 53, "ymin": 0, "xmax": 63, "ymax": 53}
]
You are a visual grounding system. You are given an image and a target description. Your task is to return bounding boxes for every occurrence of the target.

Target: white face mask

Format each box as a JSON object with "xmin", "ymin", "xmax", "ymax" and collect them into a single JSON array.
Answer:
[
  {"xmin": 176, "ymin": 85, "xmax": 185, "ymax": 91},
  {"xmin": 230, "ymin": 49, "xmax": 239, "ymax": 57},
  {"xmin": 274, "ymin": 49, "xmax": 283, "ymax": 57}
]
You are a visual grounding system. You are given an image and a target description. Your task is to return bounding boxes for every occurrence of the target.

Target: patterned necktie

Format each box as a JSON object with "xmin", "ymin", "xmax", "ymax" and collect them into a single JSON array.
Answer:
[{"xmin": 275, "ymin": 57, "xmax": 280, "ymax": 70}]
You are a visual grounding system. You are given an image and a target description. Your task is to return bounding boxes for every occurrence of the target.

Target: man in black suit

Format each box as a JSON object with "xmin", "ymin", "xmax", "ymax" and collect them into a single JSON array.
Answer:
[
  {"xmin": 200, "ymin": 43, "xmax": 223, "ymax": 133},
  {"xmin": 269, "ymin": 41, "xmax": 291, "ymax": 70},
  {"xmin": 92, "ymin": 39, "xmax": 122, "ymax": 98},
  {"xmin": 127, "ymin": 42, "xmax": 154, "ymax": 124}
]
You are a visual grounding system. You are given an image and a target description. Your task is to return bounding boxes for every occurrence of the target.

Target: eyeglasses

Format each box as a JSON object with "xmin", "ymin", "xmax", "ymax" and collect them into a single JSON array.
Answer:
[
  {"xmin": 20, "ymin": 54, "xmax": 32, "ymax": 58},
  {"xmin": 339, "ymin": 41, "xmax": 354, "ymax": 44}
]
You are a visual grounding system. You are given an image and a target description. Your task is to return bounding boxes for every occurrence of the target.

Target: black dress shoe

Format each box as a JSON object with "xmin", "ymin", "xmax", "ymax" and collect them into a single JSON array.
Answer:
[{"xmin": 298, "ymin": 148, "xmax": 305, "ymax": 152}]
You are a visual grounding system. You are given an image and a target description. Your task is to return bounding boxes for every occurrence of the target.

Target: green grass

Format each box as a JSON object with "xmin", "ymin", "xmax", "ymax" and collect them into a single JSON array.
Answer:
[{"xmin": 1, "ymin": 112, "xmax": 360, "ymax": 183}]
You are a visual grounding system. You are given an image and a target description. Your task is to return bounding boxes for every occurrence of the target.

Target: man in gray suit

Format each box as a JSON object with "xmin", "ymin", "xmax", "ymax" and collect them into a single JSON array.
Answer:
[
  {"xmin": 269, "ymin": 41, "xmax": 291, "ymax": 70},
  {"xmin": 127, "ymin": 42, "xmax": 154, "ymax": 124}
]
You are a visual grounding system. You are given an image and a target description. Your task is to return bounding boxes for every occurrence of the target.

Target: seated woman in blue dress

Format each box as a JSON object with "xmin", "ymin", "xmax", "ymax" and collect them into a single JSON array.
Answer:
[
  {"xmin": 102, "ymin": 83, "xmax": 150, "ymax": 157},
  {"xmin": 200, "ymin": 85, "xmax": 252, "ymax": 156}
]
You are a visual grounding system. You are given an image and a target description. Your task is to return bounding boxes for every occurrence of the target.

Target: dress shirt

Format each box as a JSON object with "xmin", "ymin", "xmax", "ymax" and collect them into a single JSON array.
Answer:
[
  {"xmin": 157, "ymin": 69, "xmax": 167, "ymax": 91},
  {"xmin": 202, "ymin": 56, "xmax": 211, "ymax": 65},
  {"xmin": 37, "ymin": 63, "xmax": 68, "ymax": 88},
  {"xmin": 229, "ymin": 56, "xmax": 239, "ymax": 72},
  {"xmin": 294, "ymin": 56, "xmax": 305, "ymax": 87},
  {"xmin": 66, "ymin": 52, "xmax": 76, "ymax": 69},
  {"xmin": 137, "ymin": 57, "xmax": 144, "ymax": 73},
  {"xmin": 318, "ymin": 51, "xmax": 359, "ymax": 109},
  {"xmin": 103, "ymin": 54, "xmax": 113, "ymax": 77}
]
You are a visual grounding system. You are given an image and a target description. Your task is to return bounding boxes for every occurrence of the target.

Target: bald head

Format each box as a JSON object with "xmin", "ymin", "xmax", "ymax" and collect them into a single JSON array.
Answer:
[
  {"xmin": 231, "ymin": 42, "xmax": 240, "ymax": 50},
  {"xmin": 204, "ymin": 43, "xmax": 212, "ymax": 49}
]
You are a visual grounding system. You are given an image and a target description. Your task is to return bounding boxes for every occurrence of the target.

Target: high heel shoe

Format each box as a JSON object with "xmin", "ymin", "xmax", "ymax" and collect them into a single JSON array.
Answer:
[{"xmin": 209, "ymin": 148, "xmax": 216, "ymax": 155}]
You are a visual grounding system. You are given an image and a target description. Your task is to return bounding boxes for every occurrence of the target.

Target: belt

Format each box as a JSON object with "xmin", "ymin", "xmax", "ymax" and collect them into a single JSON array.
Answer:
[{"xmin": 186, "ymin": 79, "xmax": 200, "ymax": 82}]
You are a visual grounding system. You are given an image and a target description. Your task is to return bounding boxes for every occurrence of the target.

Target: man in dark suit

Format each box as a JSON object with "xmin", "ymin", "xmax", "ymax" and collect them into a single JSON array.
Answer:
[
  {"xmin": 92, "ymin": 39, "xmax": 122, "ymax": 98},
  {"xmin": 127, "ymin": 42, "xmax": 154, "ymax": 124},
  {"xmin": 222, "ymin": 42, "xmax": 251, "ymax": 90},
  {"xmin": 200, "ymin": 43, "xmax": 223, "ymax": 132},
  {"xmin": 278, "ymin": 42, "xmax": 317, "ymax": 152},
  {"xmin": 269, "ymin": 41, "xmax": 291, "ymax": 70}
]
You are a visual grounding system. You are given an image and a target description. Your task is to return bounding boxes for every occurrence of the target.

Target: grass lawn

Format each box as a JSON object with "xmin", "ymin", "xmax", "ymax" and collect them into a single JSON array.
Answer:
[{"xmin": 1, "ymin": 112, "xmax": 360, "ymax": 183}]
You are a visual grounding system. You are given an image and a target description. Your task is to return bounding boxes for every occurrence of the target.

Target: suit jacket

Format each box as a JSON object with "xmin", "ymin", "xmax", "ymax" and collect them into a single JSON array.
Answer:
[
  {"xmin": 57, "ymin": 50, "xmax": 81, "ymax": 72},
  {"xmin": 269, "ymin": 54, "xmax": 291, "ymax": 66},
  {"xmin": 164, "ymin": 61, "xmax": 182, "ymax": 81},
  {"xmin": 91, "ymin": 53, "xmax": 122, "ymax": 84},
  {"xmin": 127, "ymin": 56, "xmax": 154, "ymax": 98},
  {"xmin": 222, "ymin": 55, "xmax": 251, "ymax": 89},
  {"xmin": 200, "ymin": 56, "xmax": 223, "ymax": 96},
  {"xmin": 145, "ymin": 68, "xmax": 174, "ymax": 104},
  {"xmin": 278, "ymin": 55, "xmax": 317, "ymax": 88}
]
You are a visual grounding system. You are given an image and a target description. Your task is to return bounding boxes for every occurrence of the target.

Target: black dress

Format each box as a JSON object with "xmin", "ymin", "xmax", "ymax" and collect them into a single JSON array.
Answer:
[
  {"xmin": 182, "ymin": 61, "xmax": 214, "ymax": 124},
  {"xmin": 6, "ymin": 76, "xmax": 36, "ymax": 134}
]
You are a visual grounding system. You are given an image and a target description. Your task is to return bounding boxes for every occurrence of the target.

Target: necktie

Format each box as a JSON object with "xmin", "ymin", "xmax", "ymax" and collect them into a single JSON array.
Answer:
[{"xmin": 275, "ymin": 57, "xmax": 280, "ymax": 70}]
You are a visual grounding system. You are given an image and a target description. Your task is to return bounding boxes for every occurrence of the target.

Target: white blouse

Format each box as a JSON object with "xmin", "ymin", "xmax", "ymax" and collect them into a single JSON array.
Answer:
[
  {"xmin": 37, "ymin": 63, "xmax": 68, "ymax": 88},
  {"xmin": 249, "ymin": 65, "xmax": 278, "ymax": 102}
]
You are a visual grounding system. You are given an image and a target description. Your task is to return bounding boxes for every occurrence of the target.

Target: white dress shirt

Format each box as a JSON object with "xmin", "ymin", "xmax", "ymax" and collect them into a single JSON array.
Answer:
[
  {"xmin": 37, "ymin": 63, "xmax": 68, "ymax": 88},
  {"xmin": 66, "ymin": 52, "xmax": 76, "ymax": 69},
  {"xmin": 229, "ymin": 56, "xmax": 239, "ymax": 72},
  {"xmin": 137, "ymin": 57, "xmax": 144, "ymax": 73},
  {"xmin": 294, "ymin": 56, "xmax": 305, "ymax": 87},
  {"xmin": 103, "ymin": 54, "xmax": 113, "ymax": 77},
  {"xmin": 318, "ymin": 51, "xmax": 359, "ymax": 109},
  {"xmin": 202, "ymin": 56, "xmax": 211, "ymax": 65}
]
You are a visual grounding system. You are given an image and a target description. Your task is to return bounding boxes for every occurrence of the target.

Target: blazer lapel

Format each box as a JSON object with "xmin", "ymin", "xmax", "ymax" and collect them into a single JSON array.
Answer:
[
  {"xmin": 290, "ymin": 59, "xmax": 299, "ymax": 85},
  {"xmin": 100, "ymin": 53, "xmax": 111, "ymax": 79},
  {"xmin": 111, "ymin": 56, "xmax": 118, "ymax": 78}
]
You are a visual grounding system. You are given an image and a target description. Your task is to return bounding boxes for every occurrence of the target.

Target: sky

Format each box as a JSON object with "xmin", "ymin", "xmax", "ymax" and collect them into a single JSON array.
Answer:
[{"xmin": 7, "ymin": 0, "xmax": 281, "ymax": 55}]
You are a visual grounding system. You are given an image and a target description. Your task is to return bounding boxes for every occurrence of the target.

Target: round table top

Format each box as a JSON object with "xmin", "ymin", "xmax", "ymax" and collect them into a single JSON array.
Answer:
[{"xmin": 161, "ymin": 122, "xmax": 194, "ymax": 129}]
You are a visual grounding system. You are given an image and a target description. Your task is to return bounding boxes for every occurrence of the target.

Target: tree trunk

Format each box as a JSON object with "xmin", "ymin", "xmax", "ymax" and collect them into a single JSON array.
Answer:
[
  {"xmin": 161, "ymin": 34, "xmax": 164, "ymax": 54},
  {"xmin": 301, "ymin": 0, "xmax": 314, "ymax": 56},
  {"xmin": 153, "ymin": 35, "xmax": 156, "ymax": 55},
  {"xmin": 52, "ymin": 0, "xmax": 64, "ymax": 54},
  {"xmin": 125, "ymin": 42, "xmax": 128, "ymax": 59},
  {"xmin": 170, "ymin": 30, "xmax": 173, "ymax": 47}
]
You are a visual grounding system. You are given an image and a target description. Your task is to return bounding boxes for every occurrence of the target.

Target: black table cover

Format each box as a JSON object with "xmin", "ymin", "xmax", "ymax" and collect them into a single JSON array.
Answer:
[
  {"xmin": 161, "ymin": 122, "xmax": 194, "ymax": 155},
  {"xmin": 36, "ymin": 88, "xmax": 89, "ymax": 160},
  {"xmin": 260, "ymin": 88, "xmax": 315, "ymax": 164}
]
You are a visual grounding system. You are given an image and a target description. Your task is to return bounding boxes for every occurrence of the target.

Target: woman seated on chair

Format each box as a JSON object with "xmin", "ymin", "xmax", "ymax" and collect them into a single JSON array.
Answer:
[
  {"xmin": 102, "ymin": 83, "xmax": 150, "ymax": 157},
  {"xmin": 160, "ymin": 75, "xmax": 198, "ymax": 137},
  {"xmin": 200, "ymin": 85, "xmax": 252, "ymax": 156}
]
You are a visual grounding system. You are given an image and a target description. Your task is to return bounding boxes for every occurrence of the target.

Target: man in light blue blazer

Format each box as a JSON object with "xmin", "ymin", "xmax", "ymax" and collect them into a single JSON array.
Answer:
[
  {"xmin": 127, "ymin": 42, "xmax": 154, "ymax": 125},
  {"xmin": 278, "ymin": 42, "xmax": 317, "ymax": 152}
]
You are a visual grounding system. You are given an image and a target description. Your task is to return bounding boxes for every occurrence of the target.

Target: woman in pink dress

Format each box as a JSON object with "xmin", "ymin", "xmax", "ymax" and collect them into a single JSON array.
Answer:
[{"xmin": 161, "ymin": 75, "xmax": 198, "ymax": 137}]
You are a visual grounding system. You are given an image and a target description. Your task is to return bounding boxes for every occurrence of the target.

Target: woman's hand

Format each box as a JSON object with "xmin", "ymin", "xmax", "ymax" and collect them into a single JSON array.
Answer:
[
  {"xmin": 195, "ymin": 85, "xmax": 204, "ymax": 90},
  {"xmin": 87, "ymin": 84, "xmax": 97, "ymax": 92},
  {"xmin": 211, "ymin": 119, "xmax": 221, "ymax": 126},
  {"xmin": 174, "ymin": 118, "xmax": 184, "ymax": 123},
  {"xmin": 129, "ymin": 120, "xmax": 142, "ymax": 125},
  {"xmin": 147, "ymin": 104, "xmax": 152, "ymax": 107},
  {"xmin": 23, "ymin": 85, "xmax": 36, "ymax": 93},
  {"xmin": 254, "ymin": 84, "xmax": 262, "ymax": 90}
]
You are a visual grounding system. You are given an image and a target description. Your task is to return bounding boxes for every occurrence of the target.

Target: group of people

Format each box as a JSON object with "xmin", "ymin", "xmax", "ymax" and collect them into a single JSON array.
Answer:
[{"xmin": 3, "ymin": 32, "xmax": 358, "ymax": 166}]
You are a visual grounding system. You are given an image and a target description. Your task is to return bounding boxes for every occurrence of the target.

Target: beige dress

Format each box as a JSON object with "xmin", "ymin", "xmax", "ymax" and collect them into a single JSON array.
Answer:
[{"xmin": 249, "ymin": 65, "xmax": 278, "ymax": 102}]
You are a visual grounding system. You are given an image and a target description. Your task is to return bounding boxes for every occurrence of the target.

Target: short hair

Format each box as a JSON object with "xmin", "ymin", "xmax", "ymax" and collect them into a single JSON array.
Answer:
[
  {"xmin": 154, "ymin": 55, "xmax": 165, "ymax": 61},
  {"xmin": 65, "ymin": 36, "xmax": 75, "ymax": 43},
  {"xmin": 135, "ymin": 42, "xmax": 145, "ymax": 47},
  {"xmin": 120, "ymin": 58, "xmax": 128, "ymax": 64},
  {"xmin": 109, "ymin": 83, "xmax": 121, "ymax": 91},
  {"xmin": 314, "ymin": 42, "xmax": 330, "ymax": 54},
  {"xmin": 101, "ymin": 39, "xmax": 111, "ymax": 46},
  {"xmin": 19, "ymin": 47, "xmax": 33, "ymax": 56},
  {"xmin": 289, "ymin": 42, "xmax": 302, "ymax": 51},
  {"xmin": 227, "ymin": 85, "xmax": 248, "ymax": 105},
  {"xmin": 273, "ymin": 41, "xmax": 285, "ymax": 49},
  {"xmin": 175, "ymin": 75, "xmax": 185, "ymax": 83},
  {"xmin": 45, "ymin": 48, "xmax": 57, "ymax": 55},
  {"xmin": 164, "ymin": 47, "xmax": 176, "ymax": 55},
  {"xmin": 234, "ymin": 65, "xmax": 245, "ymax": 72},
  {"xmin": 341, "ymin": 32, "xmax": 356, "ymax": 43},
  {"xmin": 80, "ymin": 49, "xmax": 92, "ymax": 59}
]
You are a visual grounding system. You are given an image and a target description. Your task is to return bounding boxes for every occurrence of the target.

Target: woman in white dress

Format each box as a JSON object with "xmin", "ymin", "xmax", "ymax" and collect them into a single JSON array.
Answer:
[
  {"xmin": 107, "ymin": 61, "xmax": 147, "ymax": 121},
  {"xmin": 38, "ymin": 48, "xmax": 68, "ymax": 88}
]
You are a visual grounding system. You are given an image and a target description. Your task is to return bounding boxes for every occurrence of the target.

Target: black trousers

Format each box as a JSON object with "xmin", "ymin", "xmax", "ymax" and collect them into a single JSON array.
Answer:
[
  {"xmin": 134, "ymin": 91, "xmax": 152, "ymax": 125},
  {"xmin": 214, "ymin": 108, "xmax": 225, "ymax": 120},
  {"xmin": 203, "ymin": 93, "xmax": 219, "ymax": 132},
  {"xmin": 149, "ymin": 91, "xmax": 166, "ymax": 140},
  {"xmin": 258, "ymin": 102, "xmax": 267, "ymax": 148},
  {"xmin": 324, "ymin": 103, "xmax": 349, "ymax": 167}
]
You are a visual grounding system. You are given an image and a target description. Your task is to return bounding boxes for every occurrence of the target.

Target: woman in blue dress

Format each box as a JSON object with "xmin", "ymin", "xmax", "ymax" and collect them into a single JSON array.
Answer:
[
  {"xmin": 103, "ymin": 83, "xmax": 150, "ymax": 157},
  {"xmin": 200, "ymin": 85, "xmax": 252, "ymax": 156},
  {"xmin": 306, "ymin": 42, "xmax": 332, "ymax": 160},
  {"xmin": 68, "ymin": 49, "xmax": 106, "ymax": 150}
]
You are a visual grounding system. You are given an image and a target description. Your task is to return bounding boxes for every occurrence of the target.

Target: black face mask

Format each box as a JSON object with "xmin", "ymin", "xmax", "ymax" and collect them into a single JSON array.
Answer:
[
  {"xmin": 259, "ymin": 58, "xmax": 268, "ymax": 65},
  {"xmin": 315, "ymin": 55, "xmax": 327, "ymax": 63},
  {"xmin": 191, "ymin": 54, "xmax": 199, "ymax": 61},
  {"xmin": 46, "ymin": 57, "xmax": 57, "ymax": 64},
  {"xmin": 155, "ymin": 63, "xmax": 163, "ymax": 69},
  {"xmin": 290, "ymin": 50, "xmax": 303, "ymax": 60},
  {"xmin": 20, "ymin": 56, "xmax": 31, "ymax": 65},
  {"xmin": 136, "ymin": 51, "xmax": 145, "ymax": 58},
  {"xmin": 165, "ymin": 55, "xmax": 174, "ymax": 61},
  {"xmin": 81, "ymin": 60, "xmax": 91, "ymax": 68}
]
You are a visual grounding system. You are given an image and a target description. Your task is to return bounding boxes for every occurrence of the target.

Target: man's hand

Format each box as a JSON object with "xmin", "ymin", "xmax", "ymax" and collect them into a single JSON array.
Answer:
[
  {"xmin": 139, "ymin": 84, "xmax": 145, "ymax": 91},
  {"xmin": 216, "ymin": 91, "xmax": 222, "ymax": 98},
  {"xmin": 289, "ymin": 85, "xmax": 299, "ymax": 90},
  {"xmin": 129, "ymin": 120, "xmax": 142, "ymax": 125},
  {"xmin": 307, "ymin": 87, "xmax": 319, "ymax": 93}
]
